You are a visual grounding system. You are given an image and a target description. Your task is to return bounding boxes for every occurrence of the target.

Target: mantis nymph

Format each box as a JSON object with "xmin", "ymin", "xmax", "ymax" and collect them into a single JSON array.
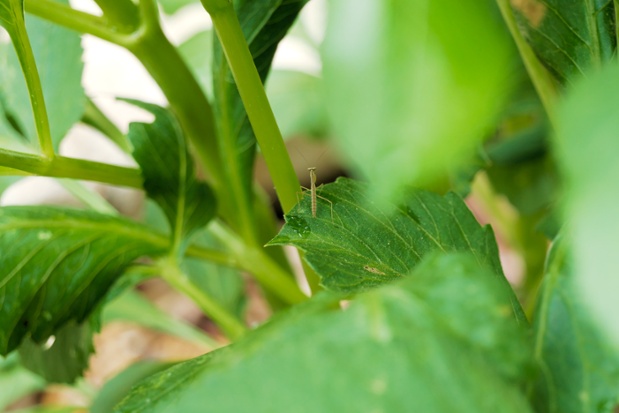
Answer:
[{"xmin": 304, "ymin": 167, "xmax": 333, "ymax": 220}]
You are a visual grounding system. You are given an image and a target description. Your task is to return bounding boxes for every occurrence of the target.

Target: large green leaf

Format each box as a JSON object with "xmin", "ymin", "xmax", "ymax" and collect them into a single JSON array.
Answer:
[
  {"xmin": 18, "ymin": 317, "xmax": 97, "ymax": 384},
  {"xmin": 553, "ymin": 62, "xmax": 619, "ymax": 349},
  {"xmin": 126, "ymin": 101, "xmax": 216, "ymax": 251},
  {"xmin": 322, "ymin": 0, "xmax": 513, "ymax": 202},
  {"xmin": 115, "ymin": 253, "xmax": 533, "ymax": 413},
  {"xmin": 0, "ymin": 0, "xmax": 85, "ymax": 148},
  {"xmin": 0, "ymin": 207, "xmax": 167, "ymax": 355},
  {"xmin": 212, "ymin": 0, "xmax": 310, "ymax": 207},
  {"xmin": 531, "ymin": 240, "xmax": 619, "ymax": 412},
  {"xmin": 510, "ymin": 0, "xmax": 616, "ymax": 83},
  {"xmin": 269, "ymin": 178, "xmax": 524, "ymax": 317}
]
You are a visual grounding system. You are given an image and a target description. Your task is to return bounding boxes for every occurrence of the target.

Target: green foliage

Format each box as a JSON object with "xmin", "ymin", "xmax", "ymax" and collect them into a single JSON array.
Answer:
[
  {"xmin": 0, "ymin": 207, "xmax": 166, "ymax": 355},
  {"xmin": 553, "ymin": 61, "xmax": 619, "ymax": 350},
  {"xmin": 269, "ymin": 178, "xmax": 521, "ymax": 317},
  {"xmin": 0, "ymin": 0, "xmax": 84, "ymax": 148},
  {"xmin": 115, "ymin": 254, "xmax": 532, "ymax": 413},
  {"xmin": 0, "ymin": 0, "xmax": 616, "ymax": 411},
  {"xmin": 126, "ymin": 100, "xmax": 217, "ymax": 253},
  {"xmin": 18, "ymin": 317, "xmax": 97, "ymax": 384},
  {"xmin": 511, "ymin": 0, "xmax": 615, "ymax": 83},
  {"xmin": 532, "ymin": 240, "xmax": 619, "ymax": 412}
]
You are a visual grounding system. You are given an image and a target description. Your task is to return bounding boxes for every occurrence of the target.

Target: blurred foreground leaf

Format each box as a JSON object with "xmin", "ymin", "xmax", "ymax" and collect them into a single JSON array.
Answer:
[
  {"xmin": 115, "ymin": 254, "xmax": 532, "ymax": 413},
  {"xmin": 553, "ymin": 62, "xmax": 619, "ymax": 349},
  {"xmin": 531, "ymin": 240, "xmax": 619, "ymax": 412},
  {"xmin": 322, "ymin": 0, "xmax": 513, "ymax": 201}
]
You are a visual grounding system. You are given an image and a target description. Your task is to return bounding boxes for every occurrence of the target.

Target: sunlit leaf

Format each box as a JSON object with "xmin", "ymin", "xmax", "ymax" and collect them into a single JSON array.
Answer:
[
  {"xmin": 115, "ymin": 254, "xmax": 532, "ymax": 413},
  {"xmin": 0, "ymin": 207, "xmax": 167, "ymax": 355}
]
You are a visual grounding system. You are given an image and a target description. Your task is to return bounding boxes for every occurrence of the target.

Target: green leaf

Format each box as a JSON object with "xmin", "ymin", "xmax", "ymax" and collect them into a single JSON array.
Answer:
[
  {"xmin": 0, "ymin": 206, "xmax": 167, "ymax": 355},
  {"xmin": 125, "ymin": 100, "xmax": 216, "ymax": 252},
  {"xmin": 322, "ymin": 0, "xmax": 513, "ymax": 202},
  {"xmin": 18, "ymin": 317, "xmax": 97, "ymax": 384},
  {"xmin": 269, "ymin": 178, "xmax": 524, "ymax": 317},
  {"xmin": 115, "ymin": 253, "xmax": 532, "ymax": 413},
  {"xmin": 0, "ymin": 353, "xmax": 45, "ymax": 411},
  {"xmin": 553, "ymin": 62, "xmax": 619, "ymax": 350},
  {"xmin": 531, "ymin": 240, "xmax": 619, "ymax": 413},
  {"xmin": 0, "ymin": 0, "xmax": 85, "ymax": 148},
  {"xmin": 212, "ymin": 0, "xmax": 310, "ymax": 208},
  {"xmin": 510, "ymin": 0, "xmax": 616, "ymax": 83}
]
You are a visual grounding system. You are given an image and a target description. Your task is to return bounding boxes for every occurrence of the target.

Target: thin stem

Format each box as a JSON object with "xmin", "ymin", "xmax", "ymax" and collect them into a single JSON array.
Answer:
[
  {"xmin": 0, "ymin": 147, "xmax": 142, "ymax": 187},
  {"xmin": 7, "ymin": 6, "xmax": 54, "ymax": 157},
  {"xmin": 59, "ymin": 179, "xmax": 119, "ymax": 215},
  {"xmin": 209, "ymin": 5, "xmax": 300, "ymax": 214},
  {"xmin": 25, "ymin": 0, "xmax": 125, "ymax": 44},
  {"xmin": 82, "ymin": 99, "xmax": 132, "ymax": 154},
  {"xmin": 27, "ymin": 0, "xmax": 225, "ymax": 191},
  {"xmin": 209, "ymin": 221, "xmax": 307, "ymax": 304},
  {"xmin": 159, "ymin": 259, "xmax": 247, "ymax": 340},
  {"xmin": 496, "ymin": 0, "xmax": 559, "ymax": 127}
]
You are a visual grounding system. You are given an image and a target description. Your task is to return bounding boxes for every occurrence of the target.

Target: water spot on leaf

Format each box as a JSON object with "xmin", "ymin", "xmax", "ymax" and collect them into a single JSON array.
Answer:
[
  {"xmin": 37, "ymin": 230, "xmax": 52, "ymax": 240},
  {"xmin": 43, "ymin": 335, "xmax": 55, "ymax": 350},
  {"xmin": 510, "ymin": 0, "xmax": 546, "ymax": 28},
  {"xmin": 285, "ymin": 215, "xmax": 310, "ymax": 238}
]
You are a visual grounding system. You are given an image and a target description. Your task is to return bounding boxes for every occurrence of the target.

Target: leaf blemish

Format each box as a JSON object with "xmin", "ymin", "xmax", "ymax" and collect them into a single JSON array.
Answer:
[
  {"xmin": 510, "ymin": 0, "xmax": 546, "ymax": 28},
  {"xmin": 37, "ymin": 230, "xmax": 52, "ymax": 240},
  {"xmin": 364, "ymin": 265, "xmax": 386, "ymax": 275}
]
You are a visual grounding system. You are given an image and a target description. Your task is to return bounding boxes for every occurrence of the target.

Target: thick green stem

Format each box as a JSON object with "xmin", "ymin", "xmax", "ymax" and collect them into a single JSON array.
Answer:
[
  {"xmin": 159, "ymin": 259, "xmax": 246, "ymax": 340},
  {"xmin": 210, "ymin": 221, "xmax": 307, "ymax": 304},
  {"xmin": 496, "ymin": 0, "xmax": 559, "ymax": 127},
  {"xmin": 209, "ymin": 5, "xmax": 300, "ymax": 214},
  {"xmin": 0, "ymin": 147, "xmax": 142, "ymax": 187}
]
